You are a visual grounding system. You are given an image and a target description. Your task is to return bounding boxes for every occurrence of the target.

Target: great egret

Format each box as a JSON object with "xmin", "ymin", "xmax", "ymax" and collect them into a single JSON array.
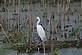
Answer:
[{"xmin": 36, "ymin": 17, "xmax": 47, "ymax": 55}]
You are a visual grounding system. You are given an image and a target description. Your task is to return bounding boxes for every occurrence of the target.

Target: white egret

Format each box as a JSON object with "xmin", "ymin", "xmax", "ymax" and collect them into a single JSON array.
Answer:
[{"xmin": 36, "ymin": 17, "xmax": 47, "ymax": 55}]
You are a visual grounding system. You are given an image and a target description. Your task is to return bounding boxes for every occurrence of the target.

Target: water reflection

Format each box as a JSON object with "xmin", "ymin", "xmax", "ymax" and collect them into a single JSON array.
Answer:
[{"xmin": 56, "ymin": 48, "xmax": 82, "ymax": 55}]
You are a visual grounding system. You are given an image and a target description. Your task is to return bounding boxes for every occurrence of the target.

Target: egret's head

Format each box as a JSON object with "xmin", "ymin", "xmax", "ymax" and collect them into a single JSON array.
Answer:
[
  {"xmin": 36, "ymin": 17, "xmax": 40, "ymax": 25},
  {"xmin": 36, "ymin": 17, "xmax": 40, "ymax": 21}
]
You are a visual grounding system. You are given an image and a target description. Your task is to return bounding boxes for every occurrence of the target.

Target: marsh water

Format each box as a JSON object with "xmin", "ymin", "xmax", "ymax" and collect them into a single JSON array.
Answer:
[{"xmin": 0, "ymin": 48, "xmax": 82, "ymax": 55}]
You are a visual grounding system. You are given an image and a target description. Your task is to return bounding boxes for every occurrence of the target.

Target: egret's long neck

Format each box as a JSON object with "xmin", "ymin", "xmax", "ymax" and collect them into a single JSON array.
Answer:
[{"xmin": 37, "ymin": 19, "xmax": 40, "ymax": 25}]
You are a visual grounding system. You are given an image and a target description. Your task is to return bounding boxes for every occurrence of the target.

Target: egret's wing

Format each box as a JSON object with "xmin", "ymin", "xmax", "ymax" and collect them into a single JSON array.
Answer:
[
  {"xmin": 37, "ymin": 25, "xmax": 47, "ymax": 41},
  {"xmin": 40, "ymin": 24, "xmax": 49, "ymax": 32}
]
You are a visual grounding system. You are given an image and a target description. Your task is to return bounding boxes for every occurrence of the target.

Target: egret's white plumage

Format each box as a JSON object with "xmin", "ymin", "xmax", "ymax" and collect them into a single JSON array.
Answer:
[
  {"xmin": 36, "ymin": 17, "xmax": 46, "ymax": 55},
  {"xmin": 36, "ymin": 17, "xmax": 47, "ymax": 42}
]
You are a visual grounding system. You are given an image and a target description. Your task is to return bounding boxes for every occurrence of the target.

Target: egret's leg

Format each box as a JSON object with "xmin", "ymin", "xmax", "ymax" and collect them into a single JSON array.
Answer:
[
  {"xmin": 38, "ymin": 47, "xmax": 40, "ymax": 55},
  {"xmin": 43, "ymin": 43, "xmax": 45, "ymax": 55}
]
